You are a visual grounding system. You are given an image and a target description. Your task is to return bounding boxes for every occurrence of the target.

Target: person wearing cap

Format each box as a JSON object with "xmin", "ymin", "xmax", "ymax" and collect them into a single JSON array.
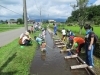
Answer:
[
  {"xmin": 71, "ymin": 37, "xmax": 85, "ymax": 55},
  {"xmin": 66, "ymin": 29, "xmax": 75, "ymax": 44},
  {"xmin": 66, "ymin": 29, "xmax": 75, "ymax": 37}
]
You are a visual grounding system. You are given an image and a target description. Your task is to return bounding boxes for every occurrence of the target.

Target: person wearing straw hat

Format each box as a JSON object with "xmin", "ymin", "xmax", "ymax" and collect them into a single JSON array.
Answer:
[{"xmin": 21, "ymin": 32, "xmax": 32, "ymax": 46}]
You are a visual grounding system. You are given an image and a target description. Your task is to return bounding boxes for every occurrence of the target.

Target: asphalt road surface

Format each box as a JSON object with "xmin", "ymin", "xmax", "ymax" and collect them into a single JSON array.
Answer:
[{"xmin": 0, "ymin": 27, "xmax": 25, "ymax": 47}]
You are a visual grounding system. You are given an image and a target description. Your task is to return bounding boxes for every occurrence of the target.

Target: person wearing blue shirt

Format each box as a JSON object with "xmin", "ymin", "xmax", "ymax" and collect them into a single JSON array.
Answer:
[
  {"xmin": 84, "ymin": 24, "xmax": 95, "ymax": 68},
  {"xmin": 34, "ymin": 36, "xmax": 42, "ymax": 45},
  {"xmin": 53, "ymin": 23, "xmax": 57, "ymax": 35}
]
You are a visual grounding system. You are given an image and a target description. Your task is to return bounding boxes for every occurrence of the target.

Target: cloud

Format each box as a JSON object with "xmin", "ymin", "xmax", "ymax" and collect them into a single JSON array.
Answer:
[
  {"xmin": 0, "ymin": 0, "xmax": 21, "ymax": 5},
  {"xmin": 26, "ymin": 0, "xmax": 75, "ymax": 19},
  {"xmin": 93, "ymin": 0, "xmax": 100, "ymax": 5},
  {"xmin": 0, "ymin": 0, "xmax": 98, "ymax": 20}
]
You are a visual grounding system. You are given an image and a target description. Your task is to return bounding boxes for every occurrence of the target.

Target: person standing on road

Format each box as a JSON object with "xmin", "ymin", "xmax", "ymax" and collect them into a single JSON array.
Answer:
[{"xmin": 84, "ymin": 24, "xmax": 95, "ymax": 68}]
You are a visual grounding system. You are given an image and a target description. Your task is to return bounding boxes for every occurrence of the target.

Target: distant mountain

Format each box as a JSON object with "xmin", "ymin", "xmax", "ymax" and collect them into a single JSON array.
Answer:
[
  {"xmin": 53, "ymin": 18, "xmax": 66, "ymax": 22},
  {"xmin": 34, "ymin": 18, "xmax": 66, "ymax": 22}
]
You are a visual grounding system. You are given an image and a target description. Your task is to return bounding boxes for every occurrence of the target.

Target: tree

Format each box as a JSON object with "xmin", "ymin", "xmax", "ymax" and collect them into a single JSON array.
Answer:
[
  {"xmin": 43, "ymin": 20, "xmax": 49, "ymax": 23},
  {"xmin": 67, "ymin": 5, "xmax": 100, "ymax": 27},
  {"xmin": 17, "ymin": 18, "xmax": 23, "ymax": 24},
  {"xmin": 0, "ymin": 20, "xmax": 4, "ymax": 23},
  {"xmin": 76, "ymin": 0, "xmax": 89, "ymax": 34},
  {"xmin": 5, "ymin": 20, "xmax": 8, "ymax": 24}
]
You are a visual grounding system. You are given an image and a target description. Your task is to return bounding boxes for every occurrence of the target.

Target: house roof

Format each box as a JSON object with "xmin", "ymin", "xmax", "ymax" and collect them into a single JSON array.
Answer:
[{"xmin": 8, "ymin": 19, "xmax": 17, "ymax": 23}]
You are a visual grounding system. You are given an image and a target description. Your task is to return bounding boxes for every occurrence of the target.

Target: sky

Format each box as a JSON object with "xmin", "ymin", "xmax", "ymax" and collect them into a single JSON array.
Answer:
[{"xmin": 0, "ymin": 0, "xmax": 99, "ymax": 20}]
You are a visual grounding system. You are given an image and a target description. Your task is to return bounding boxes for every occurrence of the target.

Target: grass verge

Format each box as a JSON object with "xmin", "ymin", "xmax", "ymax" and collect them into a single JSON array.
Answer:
[{"xmin": 0, "ymin": 31, "xmax": 40, "ymax": 75}]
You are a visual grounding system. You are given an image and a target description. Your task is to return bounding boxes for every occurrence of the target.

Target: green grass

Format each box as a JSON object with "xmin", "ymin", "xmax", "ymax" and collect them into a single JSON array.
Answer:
[
  {"xmin": 0, "ymin": 24, "xmax": 24, "ymax": 32},
  {"xmin": 57, "ymin": 25, "xmax": 100, "ymax": 38},
  {"xmin": 94, "ymin": 56, "xmax": 100, "ymax": 75},
  {"xmin": 0, "ymin": 31, "xmax": 40, "ymax": 75}
]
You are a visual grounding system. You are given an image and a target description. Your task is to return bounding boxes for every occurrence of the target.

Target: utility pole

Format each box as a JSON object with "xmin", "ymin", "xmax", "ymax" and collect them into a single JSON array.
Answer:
[
  {"xmin": 48, "ymin": 14, "xmax": 50, "ymax": 26},
  {"xmin": 23, "ymin": 0, "xmax": 28, "ymax": 31},
  {"xmin": 40, "ymin": 9, "xmax": 41, "ymax": 22},
  {"xmin": 40, "ymin": 8, "xmax": 42, "ymax": 23}
]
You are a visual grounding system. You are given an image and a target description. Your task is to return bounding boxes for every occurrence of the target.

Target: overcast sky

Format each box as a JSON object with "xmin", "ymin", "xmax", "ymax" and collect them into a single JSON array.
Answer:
[{"xmin": 0, "ymin": 0, "xmax": 99, "ymax": 20}]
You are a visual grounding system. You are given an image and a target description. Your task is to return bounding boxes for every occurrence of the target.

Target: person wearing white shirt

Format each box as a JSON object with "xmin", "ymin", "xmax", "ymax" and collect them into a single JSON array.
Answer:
[{"xmin": 61, "ymin": 28, "xmax": 66, "ymax": 41}]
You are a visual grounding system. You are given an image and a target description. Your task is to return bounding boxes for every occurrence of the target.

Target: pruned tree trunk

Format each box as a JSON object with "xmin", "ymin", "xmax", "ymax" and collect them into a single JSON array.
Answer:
[
  {"xmin": 76, "ymin": 0, "xmax": 89, "ymax": 34},
  {"xmin": 79, "ymin": 25, "xmax": 83, "ymax": 34},
  {"xmin": 79, "ymin": 19, "xmax": 84, "ymax": 34}
]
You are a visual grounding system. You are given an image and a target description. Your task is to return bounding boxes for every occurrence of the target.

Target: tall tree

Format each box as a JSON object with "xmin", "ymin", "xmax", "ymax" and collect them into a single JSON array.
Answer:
[
  {"xmin": 76, "ymin": 0, "xmax": 89, "ymax": 34},
  {"xmin": 17, "ymin": 18, "xmax": 23, "ymax": 24}
]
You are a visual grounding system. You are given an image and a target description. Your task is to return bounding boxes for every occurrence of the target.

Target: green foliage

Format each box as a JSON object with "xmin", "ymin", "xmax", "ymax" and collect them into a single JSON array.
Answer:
[
  {"xmin": 92, "ymin": 16, "xmax": 100, "ymax": 25},
  {"xmin": 67, "ymin": 5, "xmax": 100, "ymax": 26},
  {"xmin": 42, "ymin": 20, "xmax": 49, "ymax": 23},
  {"xmin": 17, "ymin": 18, "xmax": 23, "ymax": 24},
  {"xmin": 0, "ymin": 24, "xmax": 24, "ymax": 32},
  {"xmin": 0, "ymin": 20, "xmax": 8, "ymax": 24}
]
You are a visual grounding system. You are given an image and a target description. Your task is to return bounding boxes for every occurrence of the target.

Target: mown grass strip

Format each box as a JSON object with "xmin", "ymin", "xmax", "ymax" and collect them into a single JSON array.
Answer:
[
  {"xmin": 57, "ymin": 25, "xmax": 100, "ymax": 38},
  {"xmin": 0, "ymin": 24, "xmax": 24, "ymax": 32}
]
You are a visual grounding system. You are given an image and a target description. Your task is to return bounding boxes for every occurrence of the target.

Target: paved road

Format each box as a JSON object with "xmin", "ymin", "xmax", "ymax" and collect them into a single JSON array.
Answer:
[{"xmin": 0, "ymin": 27, "xmax": 25, "ymax": 47}]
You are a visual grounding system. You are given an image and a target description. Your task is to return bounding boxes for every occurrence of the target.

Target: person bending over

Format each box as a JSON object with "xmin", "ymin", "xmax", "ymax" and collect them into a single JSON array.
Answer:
[{"xmin": 71, "ymin": 37, "xmax": 85, "ymax": 55}]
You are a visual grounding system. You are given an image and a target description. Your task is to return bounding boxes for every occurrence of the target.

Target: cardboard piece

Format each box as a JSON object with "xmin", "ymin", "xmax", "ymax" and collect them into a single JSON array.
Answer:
[
  {"xmin": 57, "ymin": 45, "xmax": 66, "ymax": 48},
  {"xmin": 60, "ymin": 49, "xmax": 71, "ymax": 52},
  {"xmin": 71, "ymin": 64, "xmax": 88, "ymax": 69},
  {"xmin": 54, "ymin": 40, "xmax": 61, "ymax": 42},
  {"xmin": 55, "ymin": 42, "xmax": 64, "ymax": 45},
  {"xmin": 64, "ymin": 54, "xmax": 78, "ymax": 59}
]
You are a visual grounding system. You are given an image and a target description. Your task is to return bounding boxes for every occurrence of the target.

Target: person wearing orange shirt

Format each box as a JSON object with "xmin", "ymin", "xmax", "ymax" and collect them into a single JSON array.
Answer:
[{"xmin": 71, "ymin": 37, "xmax": 85, "ymax": 55}]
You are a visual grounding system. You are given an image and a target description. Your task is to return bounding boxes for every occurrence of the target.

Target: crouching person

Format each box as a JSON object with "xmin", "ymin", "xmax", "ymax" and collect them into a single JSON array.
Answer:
[
  {"xmin": 40, "ymin": 41, "xmax": 46, "ymax": 52},
  {"xmin": 34, "ymin": 36, "xmax": 42, "ymax": 46},
  {"xmin": 22, "ymin": 32, "xmax": 32, "ymax": 46},
  {"xmin": 71, "ymin": 37, "xmax": 85, "ymax": 55}
]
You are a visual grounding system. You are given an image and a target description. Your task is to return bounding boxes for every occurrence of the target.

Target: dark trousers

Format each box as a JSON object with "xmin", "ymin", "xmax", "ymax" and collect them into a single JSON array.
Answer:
[
  {"xmin": 24, "ymin": 40, "xmax": 31, "ymax": 46},
  {"xmin": 76, "ymin": 43, "xmax": 85, "ymax": 53}
]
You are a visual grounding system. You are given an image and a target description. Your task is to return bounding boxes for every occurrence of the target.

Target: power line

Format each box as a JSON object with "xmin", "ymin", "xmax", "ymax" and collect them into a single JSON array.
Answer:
[
  {"xmin": 0, "ymin": 4, "xmax": 22, "ymax": 15},
  {"xmin": 34, "ymin": 0, "xmax": 40, "ymax": 11}
]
